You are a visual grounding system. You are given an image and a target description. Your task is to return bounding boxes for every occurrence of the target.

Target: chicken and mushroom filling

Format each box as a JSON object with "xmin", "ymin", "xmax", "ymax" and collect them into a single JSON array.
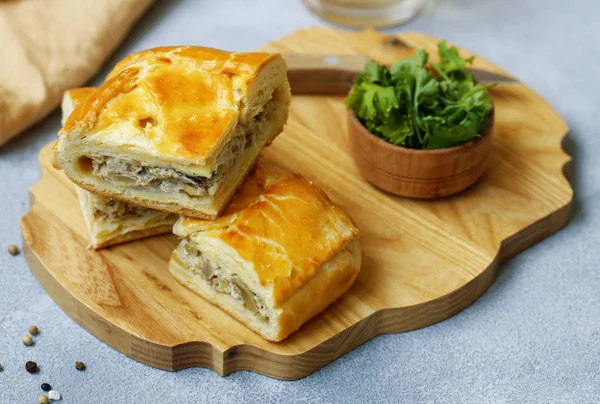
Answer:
[
  {"xmin": 91, "ymin": 195, "xmax": 173, "ymax": 222},
  {"xmin": 182, "ymin": 239, "xmax": 269, "ymax": 321},
  {"xmin": 93, "ymin": 197, "xmax": 153, "ymax": 220},
  {"xmin": 85, "ymin": 95, "xmax": 278, "ymax": 199},
  {"xmin": 88, "ymin": 132, "xmax": 247, "ymax": 198}
]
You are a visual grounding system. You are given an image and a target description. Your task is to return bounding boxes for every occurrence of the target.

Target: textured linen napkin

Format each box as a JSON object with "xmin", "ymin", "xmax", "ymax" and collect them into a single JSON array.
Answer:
[{"xmin": 0, "ymin": 0, "xmax": 154, "ymax": 146}]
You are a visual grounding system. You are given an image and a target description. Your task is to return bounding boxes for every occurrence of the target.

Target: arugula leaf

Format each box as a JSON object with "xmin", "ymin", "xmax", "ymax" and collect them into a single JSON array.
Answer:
[{"xmin": 346, "ymin": 40, "xmax": 494, "ymax": 150}]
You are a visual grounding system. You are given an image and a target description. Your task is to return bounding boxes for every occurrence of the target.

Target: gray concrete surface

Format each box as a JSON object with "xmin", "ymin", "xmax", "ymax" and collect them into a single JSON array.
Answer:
[{"xmin": 1, "ymin": 0, "xmax": 598, "ymax": 402}]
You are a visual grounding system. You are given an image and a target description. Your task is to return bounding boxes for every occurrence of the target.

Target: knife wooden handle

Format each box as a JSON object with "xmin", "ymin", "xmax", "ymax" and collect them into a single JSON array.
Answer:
[{"xmin": 283, "ymin": 54, "xmax": 369, "ymax": 96}]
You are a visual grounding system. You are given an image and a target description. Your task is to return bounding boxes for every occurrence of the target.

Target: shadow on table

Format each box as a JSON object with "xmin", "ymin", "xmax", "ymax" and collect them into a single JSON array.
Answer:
[{"xmin": 561, "ymin": 132, "xmax": 583, "ymax": 224}]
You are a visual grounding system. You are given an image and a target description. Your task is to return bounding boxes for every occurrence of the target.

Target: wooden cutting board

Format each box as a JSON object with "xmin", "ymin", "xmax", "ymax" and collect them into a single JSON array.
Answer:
[{"xmin": 21, "ymin": 27, "xmax": 573, "ymax": 380}]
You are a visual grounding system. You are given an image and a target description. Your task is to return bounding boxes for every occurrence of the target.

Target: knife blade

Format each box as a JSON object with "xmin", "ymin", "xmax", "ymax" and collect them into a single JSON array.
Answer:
[{"xmin": 283, "ymin": 53, "xmax": 518, "ymax": 96}]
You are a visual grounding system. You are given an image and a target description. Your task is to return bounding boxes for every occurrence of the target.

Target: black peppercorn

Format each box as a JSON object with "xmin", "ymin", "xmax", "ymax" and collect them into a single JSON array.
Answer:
[
  {"xmin": 41, "ymin": 383, "xmax": 52, "ymax": 392},
  {"xmin": 26, "ymin": 361, "xmax": 38, "ymax": 374}
]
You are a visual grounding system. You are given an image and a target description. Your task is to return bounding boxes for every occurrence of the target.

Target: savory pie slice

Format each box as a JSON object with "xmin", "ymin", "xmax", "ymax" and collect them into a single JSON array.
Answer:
[
  {"xmin": 53, "ymin": 46, "xmax": 291, "ymax": 219},
  {"xmin": 169, "ymin": 160, "xmax": 361, "ymax": 342},
  {"xmin": 62, "ymin": 88, "xmax": 178, "ymax": 249}
]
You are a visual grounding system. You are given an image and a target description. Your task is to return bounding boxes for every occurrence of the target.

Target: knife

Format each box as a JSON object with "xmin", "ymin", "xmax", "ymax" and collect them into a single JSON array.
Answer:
[{"xmin": 283, "ymin": 53, "xmax": 518, "ymax": 96}]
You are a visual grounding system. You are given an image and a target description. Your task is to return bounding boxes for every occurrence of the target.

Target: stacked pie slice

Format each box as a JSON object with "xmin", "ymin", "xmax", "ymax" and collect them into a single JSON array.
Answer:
[
  {"xmin": 54, "ymin": 47, "xmax": 291, "ymax": 220},
  {"xmin": 53, "ymin": 46, "xmax": 361, "ymax": 342}
]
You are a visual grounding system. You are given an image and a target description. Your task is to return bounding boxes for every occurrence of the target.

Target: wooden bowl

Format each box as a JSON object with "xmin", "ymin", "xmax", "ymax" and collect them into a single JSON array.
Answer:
[{"xmin": 347, "ymin": 109, "xmax": 494, "ymax": 199}]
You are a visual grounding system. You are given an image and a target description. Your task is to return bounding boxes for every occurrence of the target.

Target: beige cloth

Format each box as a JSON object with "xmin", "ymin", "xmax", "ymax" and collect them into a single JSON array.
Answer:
[{"xmin": 0, "ymin": 0, "xmax": 154, "ymax": 146}]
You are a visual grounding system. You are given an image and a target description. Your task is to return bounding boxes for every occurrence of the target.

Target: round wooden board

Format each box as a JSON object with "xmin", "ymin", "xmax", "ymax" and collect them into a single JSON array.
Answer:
[{"xmin": 21, "ymin": 28, "xmax": 573, "ymax": 380}]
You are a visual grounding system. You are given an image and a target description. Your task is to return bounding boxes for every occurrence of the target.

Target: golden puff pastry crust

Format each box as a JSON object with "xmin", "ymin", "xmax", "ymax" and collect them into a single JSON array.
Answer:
[
  {"xmin": 61, "ymin": 88, "xmax": 177, "ymax": 249},
  {"xmin": 170, "ymin": 160, "xmax": 361, "ymax": 342},
  {"xmin": 53, "ymin": 47, "xmax": 291, "ymax": 219},
  {"xmin": 60, "ymin": 87, "xmax": 96, "ymax": 126}
]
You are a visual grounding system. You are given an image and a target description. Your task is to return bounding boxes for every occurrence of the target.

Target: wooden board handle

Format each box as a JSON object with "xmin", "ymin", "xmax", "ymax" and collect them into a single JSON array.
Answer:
[{"xmin": 284, "ymin": 53, "xmax": 369, "ymax": 96}]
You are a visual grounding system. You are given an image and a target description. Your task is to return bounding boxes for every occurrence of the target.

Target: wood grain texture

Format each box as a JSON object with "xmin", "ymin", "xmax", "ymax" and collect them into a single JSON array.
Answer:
[
  {"xmin": 21, "ymin": 27, "xmax": 573, "ymax": 380},
  {"xmin": 347, "ymin": 109, "xmax": 494, "ymax": 198}
]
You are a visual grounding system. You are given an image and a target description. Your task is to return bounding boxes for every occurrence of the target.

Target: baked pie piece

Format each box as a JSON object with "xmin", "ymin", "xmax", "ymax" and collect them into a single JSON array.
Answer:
[
  {"xmin": 54, "ymin": 46, "xmax": 291, "ymax": 219},
  {"xmin": 169, "ymin": 161, "xmax": 361, "ymax": 342}
]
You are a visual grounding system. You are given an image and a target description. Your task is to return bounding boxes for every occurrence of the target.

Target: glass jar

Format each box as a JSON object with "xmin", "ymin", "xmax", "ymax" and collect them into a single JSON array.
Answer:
[{"xmin": 302, "ymin": 0, "xmax": 427, "ymax": 28}]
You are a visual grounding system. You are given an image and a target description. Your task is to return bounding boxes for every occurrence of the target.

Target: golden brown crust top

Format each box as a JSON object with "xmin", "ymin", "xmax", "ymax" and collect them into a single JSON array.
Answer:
[
  {"xmin": 177, "ymin": 160, "xmax": 360, "ymax": 304},
  {"xmin": 65, "ymin": 88, "xmax": 96, "ymax": 109},
  {"xmin": 60, "ymin": 47, "xmax": 281, "ymax": 162}
]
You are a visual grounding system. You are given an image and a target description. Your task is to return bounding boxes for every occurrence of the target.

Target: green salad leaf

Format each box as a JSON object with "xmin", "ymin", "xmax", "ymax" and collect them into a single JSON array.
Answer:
[{"xmin": 346, "ymin": 41, "xmax": 494, "ymax": 150}]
